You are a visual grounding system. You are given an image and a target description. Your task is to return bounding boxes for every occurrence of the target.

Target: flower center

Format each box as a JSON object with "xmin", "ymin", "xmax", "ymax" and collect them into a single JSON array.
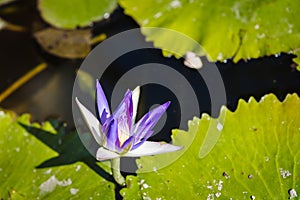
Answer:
[{"xmin": 117, "ymin": 116, "xmax": 131, "ymax": 147}]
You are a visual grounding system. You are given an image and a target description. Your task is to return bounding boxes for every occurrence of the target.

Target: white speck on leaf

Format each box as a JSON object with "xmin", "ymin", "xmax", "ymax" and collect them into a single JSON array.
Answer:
[
  {"xmin": 223, "ymin": 172, "xmax": 230, "ymax": 179},
  {"xmin": 265, "ymin": 156, "xmax": 270, "ymax": 162},
  {"xmin": 70, "ymin": 188, "xmax": 79, "ymax": 195},
  {"xmin": 215, "ymin": 192, "xmax": 221, "ymax": 198},
  {"xmin": 207, "ymin": 193, "xmax": 214, "ymax": 200},
  {"xmin": 254, "ymin": 24, "xmax": 259, "ymax": 29},
  {"xmin": 15, "ymin": 147, "xmax": 20, "ymax": 152},
  {"xmin": 217, "ymin": 123, "xmax": 223, "ymax": 131},
  {"xmin": 153, "ymin": 166, "xmax": 157, "ymax": 172},
  {"xmin": 257, "ymin": 33, "xmax": 265, "ymax": 39},
  {"xmin": 154, "ymin": 12, "xmax": 162, "ymax": 19},
  {"xmin": 142, "ymin": 183, "xmax": 150, "ymax": 189},
  {"xmin": 250, "ymin": 195, "xmax": 256, "ymax": 200},
  {"xmin": 39, "ymin": 175, "xmax": 72, "ymax": 194},
  {"xmin": 217, "ymin": 180, "xmax": 223, "ymax": 191},
  {"xmin": 280, "ymin": 168, "xmax": 291, "ymax": 178},
  {"xmin": 76, "ymin": 165, "xmax": 81, "ymax": 172},
  {"xmin": 142, "ymin": 19, "xmax": 149, "ymax": 25},
  {"xmin": 217, "ymin": 53, "xmax": 223, "ymax": 60},
  {"xmin": 170, "ymin": 0, "xmax": 181, "ymax": 8},
  {"xmin": 44, "ymin": 169, "xmax": 52, "ymax": 174},
  {"xmin": 289, "ymin": 189, "xmax": 297, "ymax": 199}
]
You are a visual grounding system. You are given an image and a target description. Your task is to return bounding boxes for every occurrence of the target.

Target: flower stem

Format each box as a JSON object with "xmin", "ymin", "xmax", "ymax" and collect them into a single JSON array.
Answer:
[{"xmin": 111, "ymin": 158, "xmax": 125, "ymax": 186}]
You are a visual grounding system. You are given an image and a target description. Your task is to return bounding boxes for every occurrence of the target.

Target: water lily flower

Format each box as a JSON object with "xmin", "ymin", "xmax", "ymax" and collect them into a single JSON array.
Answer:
[
  {"xmin": 75, "ymin": 80, "xmax": 182, "ymax": 185},
  {"xmin": 76, "ymin": 80, "xmax": 182, "ymax": 160}
]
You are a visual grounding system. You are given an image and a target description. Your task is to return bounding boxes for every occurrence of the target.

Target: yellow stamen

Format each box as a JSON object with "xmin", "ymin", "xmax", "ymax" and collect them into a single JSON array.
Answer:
[{"xmin": 118, "ymin": 129, "xmax": 130, "ymax": 147}]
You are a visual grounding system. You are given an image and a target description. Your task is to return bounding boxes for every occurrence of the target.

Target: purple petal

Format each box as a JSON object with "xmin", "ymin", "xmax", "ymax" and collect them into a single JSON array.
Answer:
[
  {"xmin": 112, "ymin": 90, "xmax": 133, "ymax": 139},
  {"xmin": 102, "ymin": 91, "xmax": 134, "ymax": 153},
  {"xmin": 133, "ymin": 101, "xmax": 170, "ymax": 143},
  {"xmin": 103, "ymin": 118, "xmax": 120, "ymax": 152},
  {"xmin": 96, "ymin": 80, "xmax": 110, "ymax": 124},
  {"xmin": 131, "ymin": 130, "xmax": 153, "ymax": 150},
  {"xmin": 112, "ymin": 90, "xmax": 133, "ymax": 122}
]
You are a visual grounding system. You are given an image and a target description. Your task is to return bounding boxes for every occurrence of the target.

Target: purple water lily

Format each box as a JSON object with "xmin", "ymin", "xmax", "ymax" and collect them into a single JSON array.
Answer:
[{"xmin": 75, "ymin": 80, "xmax": 182, "ymax": 162}]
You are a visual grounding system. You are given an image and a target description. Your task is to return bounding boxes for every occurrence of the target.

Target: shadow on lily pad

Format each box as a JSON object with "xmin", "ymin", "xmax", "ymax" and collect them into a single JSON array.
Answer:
[{"xmin": 19, "ymin": 120, "xmax": 114, "ymax": 183}]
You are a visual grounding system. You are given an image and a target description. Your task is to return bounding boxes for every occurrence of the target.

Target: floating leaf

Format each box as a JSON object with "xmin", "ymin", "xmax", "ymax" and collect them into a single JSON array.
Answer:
[
  {"xmin": 38, "ymin": 0, "xmax": 118, "ymax": 29},
  {"xmin": 121, "ymin": 94, "xmax": 300, "ymax": 199},
  {"xmin": 0, "ymin": 110, "xmax": 115, "ymax": 199},
  {"xmin": 0, "ymin": 0, "xmax": 15, "ymax": 6},
  {"xmin": 34, "ymin": 28, "xmax": 92, "ymax": 59},
  {"xmin": 120, "ymin": 0, "xmax": 300, "ymax": 63},
  {"xmin": 0, "ymin": 17, "xmax": 6, "ymax": 30}
]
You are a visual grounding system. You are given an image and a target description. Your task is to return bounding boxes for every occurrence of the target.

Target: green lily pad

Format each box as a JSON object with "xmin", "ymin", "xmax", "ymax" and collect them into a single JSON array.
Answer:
[
  {"xmin": 38, "ymin": 0, "xmax": 118, "ymax": 29},
  {"xmin": 119, "ymin": 0, "xmax": 300, "ymax": 64},
  {"xmin": 0, "ymin": 110, "xmax": 115, "ymax": 199},
  {"xmin": 121, "ymin": 94, "xmax": 300, "ymax": 199}
]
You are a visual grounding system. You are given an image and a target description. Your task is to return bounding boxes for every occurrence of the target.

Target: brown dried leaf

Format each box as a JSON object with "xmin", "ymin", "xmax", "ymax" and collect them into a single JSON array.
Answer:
[{"xmin": 34, "ymin": 28, "xmax": 92, "ymax": 59}]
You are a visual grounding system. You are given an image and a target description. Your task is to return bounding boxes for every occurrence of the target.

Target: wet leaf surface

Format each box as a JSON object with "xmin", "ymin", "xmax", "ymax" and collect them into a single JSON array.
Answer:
[
  {"xmin": 0, "ymin": 110, "xmax": 115, "ymax": 199},
  {"xmin": 120, "ymin": 0, "xmax": 300, "ymax": 66},
  {"xmin": 121, "ymin": 94, "xmax": 300, "ymax": 199},
  {"xmin": 38, "ymin": 0, "xmax": 118, "ymax": 29}
]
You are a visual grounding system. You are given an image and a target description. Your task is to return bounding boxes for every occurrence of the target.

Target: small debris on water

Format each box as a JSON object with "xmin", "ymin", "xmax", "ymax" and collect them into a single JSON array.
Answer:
[
  {"xmin": 103, "ymin": 13, "xmax": 110, "ymax": 19},
  {"xmin": 184, "ymin": 51, "xmax": 203, "ymax": 69}
]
